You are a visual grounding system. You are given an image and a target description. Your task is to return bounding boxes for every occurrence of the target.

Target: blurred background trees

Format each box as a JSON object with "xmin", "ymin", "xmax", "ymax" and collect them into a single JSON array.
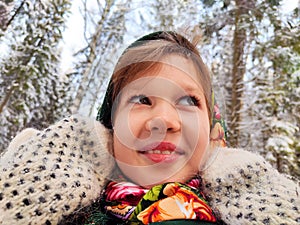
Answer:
[
  {"xmin": 0, "ymin": 0, "xmax": 72, "ymax": 149},
  {"xmin": 0, "ymin": 0, "xmax": 299, "ymax": 178}
]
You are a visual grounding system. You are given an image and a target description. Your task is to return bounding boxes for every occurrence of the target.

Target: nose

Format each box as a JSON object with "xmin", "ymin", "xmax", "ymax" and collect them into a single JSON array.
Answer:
[{"xmin": 145, "ymin": 100, "xmax": 181, "ymax": 133}]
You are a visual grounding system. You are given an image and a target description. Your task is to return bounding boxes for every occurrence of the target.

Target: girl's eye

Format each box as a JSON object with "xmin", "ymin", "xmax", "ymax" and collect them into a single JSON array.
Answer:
[
  {"xmin": 177, "ymin": 95, "xmax": 200, "ymax": 106},
  {"xmin": 129, "ymin": 95, "xmax": 152, "ymax": 105}
]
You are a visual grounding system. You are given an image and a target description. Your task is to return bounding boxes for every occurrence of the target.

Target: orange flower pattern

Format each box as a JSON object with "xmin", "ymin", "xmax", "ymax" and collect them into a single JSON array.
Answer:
[{"xmin": 129, "ymin": 182, "xmax": 217, "ymax": 224}]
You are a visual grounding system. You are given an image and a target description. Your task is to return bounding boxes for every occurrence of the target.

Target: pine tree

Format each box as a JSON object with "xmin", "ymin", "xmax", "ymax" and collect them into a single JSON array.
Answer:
[
  {"xmin": 197, "ymin": 0, "xmax": 299, "ymax": 177},
  {"xmin": 0, "ymin": 0, "xmax": 72, "ymax": 151},
  {"xmin": 250, "ymin": 5, "xmax": 300, "ymax": 177}
]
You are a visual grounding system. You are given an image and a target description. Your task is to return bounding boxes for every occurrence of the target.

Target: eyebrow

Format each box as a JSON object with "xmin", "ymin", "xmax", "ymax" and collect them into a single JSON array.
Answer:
[
  {"xmin": 127, "ymin": 83, "xmax": 203, "ymax": 95},
  {"xmin": 181, "ymin": 83, "xmax": 203, "ymax": 94}
]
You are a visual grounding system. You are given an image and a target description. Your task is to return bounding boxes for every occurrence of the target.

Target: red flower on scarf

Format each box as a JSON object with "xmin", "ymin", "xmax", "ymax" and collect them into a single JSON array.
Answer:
[
  {"xmin": 105, "ymin": 181, "xmax": 148, "ymax": 205},
  {"xmin": 214, "ymin": 104, "xmax": 221, "ymax": 120},
  {"xmin": 186, "ymin": 178, "xmax": 200, "ymax": 189}
]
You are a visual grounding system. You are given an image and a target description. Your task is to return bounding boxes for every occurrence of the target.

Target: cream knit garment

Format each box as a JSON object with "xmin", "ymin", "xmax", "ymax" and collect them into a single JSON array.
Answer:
[
  {"xmin": 0, "ymin": 116, "xmax": 299, "ymax": 225},
  {"xmin": 200, "ymin": 148, "xmax": 300, "ymax": 225},
  {"xmin": 0, "ymin": 115, "xmax": 114, "ymax": 225}
]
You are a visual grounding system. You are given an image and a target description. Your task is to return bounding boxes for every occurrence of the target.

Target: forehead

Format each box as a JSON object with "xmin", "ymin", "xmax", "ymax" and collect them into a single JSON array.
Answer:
[
  {"xmin": 160, "ymin": 54, "xmax": 198, "ymax": 78},
  {"xmin": 132, "ymin": 55, "xmax": 203, "ymax": 90}
]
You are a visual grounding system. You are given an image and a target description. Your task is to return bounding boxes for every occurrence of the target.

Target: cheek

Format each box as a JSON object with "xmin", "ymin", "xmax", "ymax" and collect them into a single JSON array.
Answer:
[
  {"xmin": 114, "ymin": 106, "xmax": 147, "ymax": 140},
  {"xmin": 194, "ymin": 116, "xmax": 210, "ymax": 168},
  {"xmin": 128, "ymin": 112, "xmax": 146, "ymax": 138},
  {"xmin": 113, "ymin": 134, "xmax": 126, "ymax": 161},
  {"xmin": 112, "ymin": 110, "xmax": 146, "ymax": 165},
  {"xmin": 181, "ymin": 111, "xmax": 210, "ymax": 162},
  {"xmin": 113, "ymin": 110, "xmax": 138, "ymax": 153},
  {"xmin": 181, "ymin": 110, "xmax": 210, "ymax": 143}
]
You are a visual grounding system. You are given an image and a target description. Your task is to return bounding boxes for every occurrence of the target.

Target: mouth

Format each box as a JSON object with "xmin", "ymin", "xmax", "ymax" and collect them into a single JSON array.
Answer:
[{"xmin": 138, "ymin": 142, "xmax": 184, "ymax": 163}]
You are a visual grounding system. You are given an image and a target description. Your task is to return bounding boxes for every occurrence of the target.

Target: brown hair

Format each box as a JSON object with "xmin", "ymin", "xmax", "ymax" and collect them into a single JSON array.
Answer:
[{"xmin": 97, "ymin": 31, "xmax": 212, "ymax": 129}]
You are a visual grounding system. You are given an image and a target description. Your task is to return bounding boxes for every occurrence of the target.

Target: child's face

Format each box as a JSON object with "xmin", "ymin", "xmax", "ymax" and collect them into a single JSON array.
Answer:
[{"xmin": 113, "ymin": 55, "xmax": 210, "ymax": 187}]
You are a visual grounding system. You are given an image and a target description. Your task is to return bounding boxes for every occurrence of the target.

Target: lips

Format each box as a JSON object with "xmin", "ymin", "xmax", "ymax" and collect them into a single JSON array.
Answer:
[{"xmin": 139, "ymin": 142, "xmax": 184, "ymax": 163}]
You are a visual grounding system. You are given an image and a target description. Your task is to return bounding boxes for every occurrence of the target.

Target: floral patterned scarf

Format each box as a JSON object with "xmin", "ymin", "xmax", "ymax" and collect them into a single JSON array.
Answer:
[{"xmin": 99, "ymin": 178, "xmax": 217, "ymax": 225}]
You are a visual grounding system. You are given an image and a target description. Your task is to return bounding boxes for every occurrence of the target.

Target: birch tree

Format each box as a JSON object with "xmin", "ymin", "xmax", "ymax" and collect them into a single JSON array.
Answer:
[{"xmin": 69, "ymin": 0, "xmax": 131, "ymax": 116}]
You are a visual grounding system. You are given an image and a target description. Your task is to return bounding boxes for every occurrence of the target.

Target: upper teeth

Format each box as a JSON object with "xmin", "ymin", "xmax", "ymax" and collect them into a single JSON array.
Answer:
[{"xmin": 147, "ymin": 150, "xmax": 172, "ymax": 154}]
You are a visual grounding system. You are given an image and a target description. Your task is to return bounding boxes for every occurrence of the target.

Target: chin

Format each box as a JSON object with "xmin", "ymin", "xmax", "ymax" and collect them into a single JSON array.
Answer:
[
  {"xmin": 117, "ymin": 160, "xmax": 198, "ymax": 188},
  {"xmin": 132, "ymin": 172, "xmax": 196, "ymax": 189}
]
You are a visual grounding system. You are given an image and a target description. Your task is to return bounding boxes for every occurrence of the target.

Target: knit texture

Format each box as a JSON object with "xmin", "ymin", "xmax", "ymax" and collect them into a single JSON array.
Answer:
[
  {"xmin": 201, "ymin": 148, "xmax": 300, "ymax": 225},
  {"xmin": 0, "ymin": 116, "xmax": 299, "ymax": 225},
  {"xmin": 0, "ymin": 115, "xmax": 114, "ymax": 225}
]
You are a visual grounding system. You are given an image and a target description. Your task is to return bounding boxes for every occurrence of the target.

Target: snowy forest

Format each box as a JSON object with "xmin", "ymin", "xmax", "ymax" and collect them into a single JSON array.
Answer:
[{"xmin": 0, "ymin": 0, "xmax": 299, "ymax": 179}]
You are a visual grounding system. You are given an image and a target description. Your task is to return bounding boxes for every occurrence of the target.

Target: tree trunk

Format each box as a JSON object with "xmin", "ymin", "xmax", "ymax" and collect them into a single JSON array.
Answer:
[
  {"xmin": 70, "ymin": 0, "xmax": 114, "ymax": 114},
  {"xmin": 229, "ymin": 0, "xmax": 253, "ymax": 147}
]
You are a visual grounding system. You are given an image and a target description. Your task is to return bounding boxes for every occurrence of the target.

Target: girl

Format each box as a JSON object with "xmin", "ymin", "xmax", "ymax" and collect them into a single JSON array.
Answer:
[
  {"xmin": 95, "ymin": 31, "xmax": 225, "ymax": 224},
  {"xmin": 0, "ymin": 31, "xmax": 298, "ymax": 225},
  {"xmin": 99, "ymin": 31, "xmax": 225, "ymax": 186}
]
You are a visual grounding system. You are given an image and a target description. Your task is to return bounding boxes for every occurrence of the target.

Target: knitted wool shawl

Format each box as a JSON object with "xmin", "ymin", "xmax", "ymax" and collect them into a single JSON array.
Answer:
[{"xmin": 0, "ymin": 115, "xmax": 299, "ymax": 225}]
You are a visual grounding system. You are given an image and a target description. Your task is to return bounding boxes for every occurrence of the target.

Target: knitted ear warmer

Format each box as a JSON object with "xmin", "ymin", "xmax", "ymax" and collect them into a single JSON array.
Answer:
[
  {"xmin": 0, "ymin": 115, "xmax": 114, "ymax": 225},
  {"xmin": 200, "ymin": 148, "xmax": 300, "ymax": 225}
]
